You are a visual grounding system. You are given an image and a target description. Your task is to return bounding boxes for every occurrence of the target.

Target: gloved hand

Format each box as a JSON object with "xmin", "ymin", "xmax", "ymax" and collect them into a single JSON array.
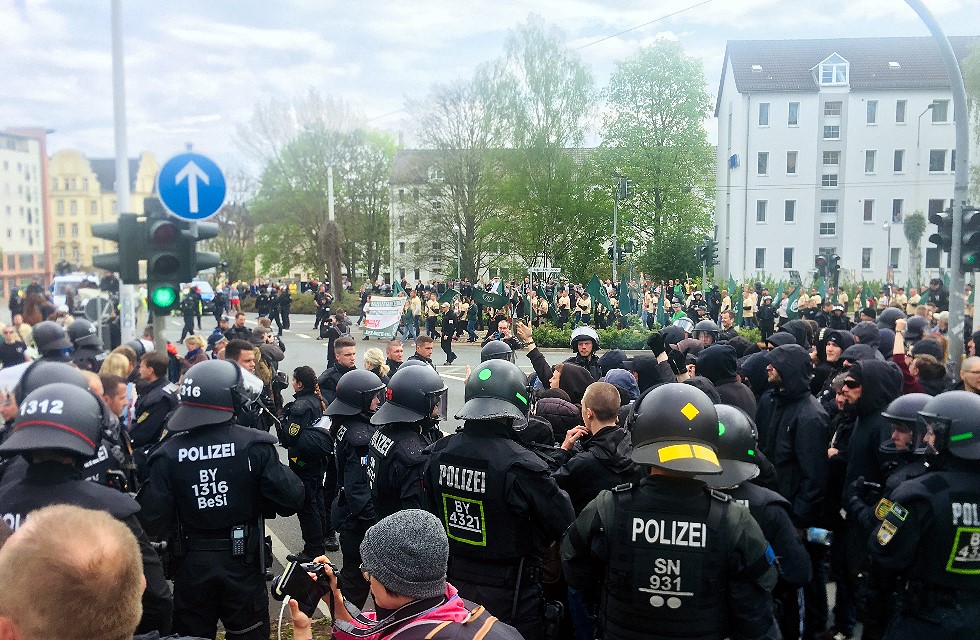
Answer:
[
  {"xmin": 667, "ymin": 348, "xmax": 685, "ymax": 375},
  {"xmin": 647, "ymin": 332, "xmax": 666, "ymax": 356}
]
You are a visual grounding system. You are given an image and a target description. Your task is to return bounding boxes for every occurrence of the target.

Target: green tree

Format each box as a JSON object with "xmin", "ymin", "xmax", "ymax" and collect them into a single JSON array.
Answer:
[
  {"xmin": 598, "ymin": 41, "xmax": 715, "ymax": 281},
  {"xmin": 209, "ymin": 170, "xmax": 257, "ymax": 284},
  {"xmin": 904, "ymin": 210, "xmax": 927, "ymax": 287}
]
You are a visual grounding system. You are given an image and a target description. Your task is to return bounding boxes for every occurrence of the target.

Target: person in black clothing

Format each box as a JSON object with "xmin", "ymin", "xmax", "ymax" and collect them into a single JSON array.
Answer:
[
  {"xmin": 696, "ymin": 344, "xmax": 758, "ymax": 420},
  {"xmin": 255, "ymin": 287, "xmax": 271, "ymax": 318},
  {"xmin": 7, "ymin": 288, "xmax": 22, "ymax": 319},
  {"xmin": 407, "ymin": 335, "xmax": 436, "ymax": 370},
  {"xmin": 367, "ymin": 363, "xmax": 447, "ymax": 519},
  {"xmin": 178, "ymin": 292, "xmax": 197, "ymax": 341},
  {"xmin": 67, "ymin": 318, "xmax": 106, "ymax": 373},
  {"xmin": 131, "ymin": 351, "xmax": 178, "ymax": 479},
  {"xmin": 439, "ymin": 301, "xmax": 457, "ymax": 365},
  {"xmin": 224, "ymin": 312, "xmax": 252, "ymax": 342},
  {"xmin": 318, "ymin": 335, "xmax": 357, "ymax": 404},
  {"xmin": 924, "ymin": 277, "xmax": 949, "ymax": 311},
  {"xmin": 278, "ymin": 365, "xmax": 334, "ymax": 559},
  {"xmin": 566, "ymin": 326, "xmax": 602, "ymax": 380},
  {"xmin": 0, "ymin": 383, "xmax": 174, "ymax": 636},
  {"xmin": 0, "ymin": 325, "xmax": 27, "ymax": 368},
  {"xmin": 314, "ymin": 286, "xmax": 332, "ymax": 330},
  {"xmin": 211, "ymin": 288, "xmax": 226, "ymax": 327},
  {"xmin": 138, "ymin": 359, "xmax": 305, "ymax": 640},
  {"xmin": 278, "ymin": 287, "xmax": 292, "ymax": 330},
  {"xmin": 385, "ymin": 339, "xmax": 404, "ymax": 375},
  {"xmin": 757, "ymin": 294, "xmax": 776, "ymax": 341}
]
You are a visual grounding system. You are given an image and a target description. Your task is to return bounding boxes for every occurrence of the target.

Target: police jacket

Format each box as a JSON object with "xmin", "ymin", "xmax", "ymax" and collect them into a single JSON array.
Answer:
[
  {"xmin": 71, "ymin": 344, "xmax": 106, "ymax": 373},
  {"xmin": 224, "ymin": 325, "xmax": 252, "ymax": 342},
  {"xmin": 0, "ymin": 461, "xmax": 173, "ymax": 635},
  {"xmin": 255, "ymin": 293, "xmax": 271, "ymax": 314},
  {"xmin": 334, "ymin": 414, "xmax": 377, "ymax": 525},
  {"xmin": 561, "ymin": 475, "xmax": 777, "ymax": 640},
  {"xmin": 424, "ymin": 420, "xmax": 575, "ymax": 566},
  {"xmin": 441, "ymin": 310, "xmax": 458, "ymax": 337},
  {"xmin": 278, "ymin": 291, "xmax": 291, "ymax": 310},
  {"xmin": 386, "ymin": 358, "xmax": 402, "ymax": 375},
  {"xmin": 318, "ymin": 363, "xmax": 355, "ymax": 405},
  {"xmin": 368, "ymin": 421, "xmax": 440, "ymax": 519},
  {"xmin": 563, "ymin": 353, "xmax": 602, "ymax": 382},
  {"xmin": 132, "ymin": 377, "xmax": 178, "ymax": 449},
  {"xmin": 279, "ymin": 390, "xmax": 330, "ymax": 478},
  {"xmin": 138, "ymin": 421, "xmax": 304, "ymax": 539},
  {"xmin": 552, "ymin": 425, "xmax": 640, "ymax": 514},
  {"xmin": 756, "ymin": 345, "xmax": 829, "ymax": 527}
]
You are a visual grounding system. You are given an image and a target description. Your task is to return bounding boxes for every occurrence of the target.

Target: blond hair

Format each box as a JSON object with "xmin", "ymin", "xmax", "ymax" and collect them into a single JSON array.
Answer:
[
  {"xmin": 101, "ymin": 352, "xmax": 133, "ymax": 378},
  {"xmin": 184, "ymin": 335, "xmax": 207, "ymax": 350},
  {"xmin": 363, "ymin": 347, "xmax": 390, "ymax": 377}
]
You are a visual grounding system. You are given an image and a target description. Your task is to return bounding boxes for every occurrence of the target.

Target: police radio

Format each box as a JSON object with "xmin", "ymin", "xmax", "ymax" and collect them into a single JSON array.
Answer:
[{"xmin": 231, "ymin": 525, "xmax": 247, "ymax": 557}]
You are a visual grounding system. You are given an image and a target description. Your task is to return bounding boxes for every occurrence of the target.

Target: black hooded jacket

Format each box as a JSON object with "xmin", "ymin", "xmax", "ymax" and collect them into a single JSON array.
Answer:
[
  {"xmin": 812, "ymin": 329, "xmax": 855, "ymax": 397},
  {"xmin": 552, "ymin": 426, "xmax": 639, "ymax": 513},
  {"xmin": 842, "ymin": 359, "xmax": 903, "ymax": 489},
  {"xmin": 697, "ymin": 345, "xmax": 758, "ymax": 420},
  {"xmin": 779, "ymin": 320, "xmax": 812, "ymax": 349},
  {"xmin": 755, "ymin": 344, "xmax": 830, "ymax": 527}
]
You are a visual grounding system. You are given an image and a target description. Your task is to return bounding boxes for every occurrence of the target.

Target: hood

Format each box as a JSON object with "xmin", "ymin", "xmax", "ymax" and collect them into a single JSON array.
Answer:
[
  {"xmin": 768, "ymin": 344, "xmax": 813, "ymax": 399},
  {"xmin": 765, "ymin": 332, "xmax": 797, "ymax": 349},
  {"xmin": 849, "ymin": 360, "xmax": 903, "ymax": 416},
  {"xmin": 586, "ymin": 427, "xmax": 636, "ymax": 473},
  {"xmin": 696, "ymin": 344, "xmax": 738, "ymax": 385},
  {"xmin": 631, "ymin": 353, "xmax": 663, "ymax": 393},
  {"xmin": 825, "ymin": 329, "xmax": 855, "ymax": 351},
  {"xmin": 515, "ymin": 416, "xmax": 558, "ymax": 447},
  {"xmin": 841, "ymin": 343, "xmax": 883, "ymax": 363},
  {"xmin": 851, "ymin": 321, "xmax": 881, "ymax": 348},
  {"xmin": 780, "ymin": 319, "xmax": 811, "ymax": 349},
  {"xmin": 600, "ymin": 369, "xmax": 640, "ymax": 402},
  {"xmin": 559, "ymin": 363, "xmax": 593, "ymax": 404},
  {"xmin": 738, "ymin": 352, "xmax": 770, "ymax": 398},
  {"xmin": 534, "ymin": 396, "xmax": 583, "ymax": 439},
  {"xmin": 877, "ymin": 328, "xmax": 895, "ymax": 359}
]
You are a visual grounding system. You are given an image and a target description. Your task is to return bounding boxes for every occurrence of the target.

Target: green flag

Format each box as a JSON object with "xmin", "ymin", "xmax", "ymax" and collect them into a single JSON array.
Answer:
[
  {"xmin": 471, "ymin": 287, "xmax": 509, "ymax": 310},
  {"xmin": 438, "ymin": 289, "xmax": 459, "ymax": 305},
  {"xmin": 586, "ymin": 275, "xmax": 612, "ymax": 312},
  {"xmin": 785, "ymin": 285, "xmax": 802, "ymax": 320},
  {"xmin": 906, "ymin": 278, "xmax": 914, "ymax": 294},
  {"xmin": 392, "ymin": 279, "xmax": 406, "ymax": 296},
  {"xmin": 728, "ymin": 277, "xmax": 741, "ymax": 324},
  {"xmin": 655, "ymin": 286, "xmax": 665, "ymax": 326},
  {"xmin": 817, "ymin": 279, "xmax": 827, "ymax": 301},
  {"xmin": 618, "ymin": 273, "xmax": 630, "ymax": 316}
]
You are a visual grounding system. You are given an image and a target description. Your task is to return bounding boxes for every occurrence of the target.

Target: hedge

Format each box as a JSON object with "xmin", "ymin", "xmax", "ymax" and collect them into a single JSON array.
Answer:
[
  {"xmin": 239, "ymin": 291, "xmax": 356, "ymax": 315},
  {"xmin": 529, "ymin": 320, "xmax": 761, "ymax": 350}
]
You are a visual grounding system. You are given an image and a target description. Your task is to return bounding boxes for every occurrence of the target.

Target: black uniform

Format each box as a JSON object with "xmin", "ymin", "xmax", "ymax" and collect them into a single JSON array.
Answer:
[
  {"xmin": 563, "ymin": 353, "xmax": 601, "ymax": 381},
  {"xmin": 332, "ymin": 414, "xmax": 377, "ymax": 608},
  {"xmin": 131, "ymin": 377, "xmax": 178, "ymax": 476},
  {"xmin": 441, "ymin": 309, "xmax": 458, "ymax": 364},
  {"xmin": 314, "ymin": 290, "xmax": 332, "ymax": 329},
  {"xmin": 562, "ymin": 476, "xmax": 778, "ymax": 640},
  {"xmin": 278, "ymin": 390, "xmax": 331, "ymax": 558},
  {"xmin": 367, "ymin": 421, "xmax": 440, "ymax": 519},
  {"xmin": 0, "ymin": 461, "xmax": 174, "ymax": 636},
  {"xmin": 277, "ymin": 290, "xmax": 292, "ymax": 330},
  {"xmin": 180, "ymin": 293, "xmax": 198, "ymax": 341},
  {"xmin": 138, "ymin": 422, "xmax": 304, "ymax": 640},
  {"xmin": 255, "ymin": 290, "xmax": 271, "ymax": 318},
  {"xmin": 71, "ymin": 344, "xmax": 107, "ymax": 373},
  {"xmin": 424, "ymin": 420, "xmax": 575, "ymax": 640}
]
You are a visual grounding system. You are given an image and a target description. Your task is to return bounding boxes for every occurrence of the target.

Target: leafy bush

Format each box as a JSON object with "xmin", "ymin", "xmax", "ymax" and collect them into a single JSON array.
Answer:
[
  {"xmin": 736, "ymin": 326, "xmax": 762, "ymax": 345},
  {"xmin": 530, "ymin": 321, "xmax": 659, "ymax": 350}
]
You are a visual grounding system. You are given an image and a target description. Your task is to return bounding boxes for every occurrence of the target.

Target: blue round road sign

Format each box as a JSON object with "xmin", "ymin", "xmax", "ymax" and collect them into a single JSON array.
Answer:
[{"xmin": 157, "ymin": 152, "xmax": 226, "ymax": 221}]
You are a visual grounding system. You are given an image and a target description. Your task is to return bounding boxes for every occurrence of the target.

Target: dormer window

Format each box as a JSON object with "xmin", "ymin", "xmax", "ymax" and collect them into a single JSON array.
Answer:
[{"xmin": 814, "ymin": 53, "xmax": 849, "ymax": 86}]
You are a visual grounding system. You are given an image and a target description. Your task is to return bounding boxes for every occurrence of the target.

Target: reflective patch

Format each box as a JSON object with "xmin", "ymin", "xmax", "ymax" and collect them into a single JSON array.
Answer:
[
  {"xmin": 875, "ymin": 498, "xmax": 893, "ymax": 521},
  {"xmin": 680, "ymin": 403, "xmax": 699, "ymax": 421},
  {"xmin": 442, "ymin": 494, "xmax": 486, "ymax": 546},
  {"xmin": 877, "ymin": 520, "xmax": 898, "ymax": 545},
  {"xmin": 136, "ymin": 411, "xmax": 149, "ymax": 424},
  {"xmin": 478, "ymin": 369, "xmax": 492, "ymax": 381},
  {"xmin": 946, "ymin": 528, "xmax": 980, "ymax": 574},
  {"xmin": 288, "ymin": 422, "xmax": 300, "ymax": 437},
  {"xmin": 890, "ymin": 502, "xmax": 909, "ymax": 521},
  {"xmin": 658, "ymin": 444, "xmax": 719, "ymax": 466}
]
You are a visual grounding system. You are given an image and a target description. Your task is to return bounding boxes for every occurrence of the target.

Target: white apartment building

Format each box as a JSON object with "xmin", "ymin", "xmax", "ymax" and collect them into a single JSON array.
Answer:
[
  {"xmin": 0, "ymin": 129, "xmax": 49, "ymax": 296},
  {"xmin": 715, "ymin": 36, "xmax": 978, "ymax": 284}
]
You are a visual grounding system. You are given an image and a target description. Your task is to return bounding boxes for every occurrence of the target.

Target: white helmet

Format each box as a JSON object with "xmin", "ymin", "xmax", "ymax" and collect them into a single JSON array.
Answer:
[{"xmin": 569, "ymin": 325, "xmax": 600, "ymax": 351}]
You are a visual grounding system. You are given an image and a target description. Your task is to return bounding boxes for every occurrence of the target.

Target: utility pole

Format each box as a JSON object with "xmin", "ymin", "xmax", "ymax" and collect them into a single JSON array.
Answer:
[{"xmin": 612, "ymin": 176, "xmax": 628, "ymax": 283}]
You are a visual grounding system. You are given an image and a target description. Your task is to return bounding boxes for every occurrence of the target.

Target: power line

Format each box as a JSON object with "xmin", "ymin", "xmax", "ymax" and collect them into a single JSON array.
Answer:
[{"xmin": 574, "ymin": 0, "xmax": 715, "ymax": 50}]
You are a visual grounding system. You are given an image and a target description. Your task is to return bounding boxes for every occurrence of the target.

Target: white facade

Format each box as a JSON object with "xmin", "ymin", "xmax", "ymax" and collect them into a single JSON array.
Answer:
[
  {"xmin": 0, "ymin": 132, "xmax": 47, "ymax": 293},
  {"xmin": 715, "ymin": 37, "xmax": 974, "ymax": 284}
]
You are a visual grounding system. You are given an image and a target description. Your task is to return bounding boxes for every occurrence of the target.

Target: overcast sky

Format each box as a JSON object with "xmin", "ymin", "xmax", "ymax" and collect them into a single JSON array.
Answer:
[{"xmin": 2, "ymin": 0, "xmax": 976, "ymax": 171}]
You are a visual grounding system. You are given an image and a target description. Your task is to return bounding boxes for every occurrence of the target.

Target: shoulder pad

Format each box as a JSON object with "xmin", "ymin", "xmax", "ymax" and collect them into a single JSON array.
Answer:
[
  {"xmin": 232, "ymin": 425, "xmax": 278, "ymax": 446},
  {"xmin": 338, "ymin": 419, "xmax": 374, "ymax": 447},
  {"xmin": 508, "ymin": 446, "xmax": 550, "ymax": 474},
  {"xmin": 612, "ymin": 482, "xmax": 633, "ymax": 493},
  {"xmin": 708, "ymin": 488, "xmax": 732, "ymax": 503}
]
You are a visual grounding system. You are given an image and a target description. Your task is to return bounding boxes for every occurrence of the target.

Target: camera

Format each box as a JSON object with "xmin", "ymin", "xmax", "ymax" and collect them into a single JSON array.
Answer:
[{"xmin": 271, "ymin": 559, "xmax": 335, "ymax": 617}]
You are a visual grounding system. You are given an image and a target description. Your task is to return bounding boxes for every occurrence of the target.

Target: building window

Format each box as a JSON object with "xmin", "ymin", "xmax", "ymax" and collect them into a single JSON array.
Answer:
[
  {"xmin": 864, "ymin": 199, "xmax": 874, "ymax": 222},
  {"xmin": 398, "ymin": 241, "xmax": 406, "ymax": 254},
  {"xmin": 71, "ymin": 248, "xmax": 79, "ymax": 263},
  {"xmin": 756, "ymin": 200, "xmax": 768, "ymax": 223},
  {"xmin": 821, "ymin": 174, "xmax": 839, "ymax": 188},
  {"xmin": 51, "ymin": 178, "xmax": 58, "ymax": 190},
  {"xmin": 896, "ymin": 99, "xmax": 907, "ymax": 123},
  {"xmin": 786, "ymin": 151, "xmax": 798, "ymax": 175},
  {"xmin": 58, "ymin": 247, "xmax": 66, "ymax": 260},
  {"xmin": 890, "ymin": 248, "xmax": 900, "ymax": 269},
  {"xmin": 824, "ymin": 101, "xmax": 843, "ymax": 117},
  {"xmin": 928, "ymin": 198, "xmax": 946, "ymax": 217},
  {"xmin": 783, "ymin": 247, "xmax": 794, "ymax": 269},
  {"xmin": 866, "ymin": 100, "xmax": 878, "ymax": 124},
  {"xmin": 755, "ymin": 248, "xmax": 766, "ymax": 270},
  {"xmin": 819, "ymin": 222, "xmax": 837, "ymax": 236},
  {"xmin": 951, "ymin": 149, "xmax": 957, "ymax": 171},
  {"xmin": 784, "ymin": 200, "xmax": 796, "ymax": 223},
  {"xmin": 823, "ymin": 125, "xmax": 840, "ymax": 140},
  {"xmin": 818, "ymin": 54, "xmax": 848, "ymax": 85},
  {"xmin": 758, "ymin": 103, "xmax": 770, "ymax": 126},
  {"xmin": 925, "ymin": 247, "xmax": 940, "ymax": 269},
  {"xmin": 92, "ymin": 246, "xmax": 99, "ymax": 257},
  {"xmin": 89, "ymin": 201, "xmax": 97, "ymax": 214},
  {"xmin": 69, "ymin": 200, "xmax": 77, "ymax": 215},
  {"xmin": 822, "ymin": 150, "xmax": 840, "ymax": 166},
  {"xmin": 82, "ymin": 178, "xmax": 88, "ymax": 190},
  {"xmin": 820, "ymin": 199, "xmax": 839, "ymax": 214},
  {"xmin": 413, "ymin": 269, "xmax": 420, "ymax": 281},
  {"xmin": 929, "ymin": 149, "xmax": 947, "ymax": 172},
  {"xmin": 862, "ymin": 248, "xmax": 872, "ymax": 269},
  {"xmin": 71, "ymin": 224, "xmax": 78, "ymax": 238},
  {"xmin": 56, "ymin": 201, "xmax": 64, "ymax": 214},
  {"xmin": 893, "ymin": 150, "xmax": 905, "ymax": 172},
  {"xmin": 865, "ymin": 150, "xmax": 877, "ymax": 173},
  {"xmin": 892, "ymin": 199, "xmax": 904, "ymax": 223},
  {"xmin": 931, "ymin": 99, "xmax": 950, "ymax": 123},
  {"xmin": 431, "ymin": 242, "xmax": 441, "ymax": 251},
  {"xmin": 757, "ymin": 152, "xmax": 769, "ymax": 176},
  {"xmin": 412, "ymin": 188, "xmax": 420, "ymax": 203},
  {"xmin": 57, "ymin": 224, "xmax": 65, "ymax": 238},
  {"xmin": 788, "ymin": 102, "xmax": 800, "ymax": 126}
]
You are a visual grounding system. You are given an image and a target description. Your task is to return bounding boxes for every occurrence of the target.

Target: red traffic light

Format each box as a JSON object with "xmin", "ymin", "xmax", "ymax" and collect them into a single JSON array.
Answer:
[{"xmin": 150, "ymin": 220, "xmax": 178, "ymax": 245}]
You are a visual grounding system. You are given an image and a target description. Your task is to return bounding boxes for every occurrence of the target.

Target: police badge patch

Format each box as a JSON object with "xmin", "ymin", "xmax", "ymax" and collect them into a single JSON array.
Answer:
[
  {"xmin": 288, "ymin": 423, "xmax": 300, "ymax": 437},
  {"xmin": 877, "ymin": 520, "xmax": 898, "ymax": 545}
]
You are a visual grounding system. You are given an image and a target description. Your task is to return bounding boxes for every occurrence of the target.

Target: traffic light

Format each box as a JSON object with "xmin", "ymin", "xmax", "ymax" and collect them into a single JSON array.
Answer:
[
  {"xmin": 961, "ymin": 206, "xmax": 980, "ymax": 271},
  {"xmin": 814, "ymin": 254, "xmax": 828, "ymax": 278},
  {"xmin": 183, "ymin": 221, "xmax": 221, "ymax": 278},
  {"xmin": 92, "ymin": 214, "xmax": 141, "ymax": 283},
  {"xmin": 706, "ymin": 239, "xmax": 719, "ymax": 266},
  {"xmin": 145, "ymin": 213, "xmax": 182, "ymax": 314},
  {"xmin": 929, "ymin": 206, "xmax": 954, "ymax": 254},
  {"xmin": 607, "ymin": 246, "xmax": 614, "ymax": 261}
]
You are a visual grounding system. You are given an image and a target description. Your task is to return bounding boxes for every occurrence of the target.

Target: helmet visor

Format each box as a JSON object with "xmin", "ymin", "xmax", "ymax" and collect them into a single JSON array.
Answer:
[
  {"xmin": 430, "ymin": 388, "xmax": 449, "ymax": 421},
  {"xmin": 914, "ymin": 413, "xmax": 949, "ymax": 455}
]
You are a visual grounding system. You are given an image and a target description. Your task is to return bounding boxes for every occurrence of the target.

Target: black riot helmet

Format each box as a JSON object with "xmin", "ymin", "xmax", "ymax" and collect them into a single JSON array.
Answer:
[
  {"xmin": 32, "ymin": 320, "xmax": 73, "ymax": 355},
  {"xmin": 880, "ymin": 392, "xmax": 931, "ymax": 456},
  {"xmin": 916, "ymin": 390, "xmax": 980, "ymax": 460},
  {"xmin": 903, "ymin": 315, "xmax": 928, "ymax": 342},
  {"xmin": 371, "ymin": 363, "xmax": 448, "ymax": 425},
  {"xmin": 700, "ymin": 405, "xmax": 760, "ymax": 489},
  {"xmin": 877, "ymin": 307, "xmax": 906, "ymax": 331},
  {"xmin": 0, "ymin": 383, "xmax": 104, "ymax": 458},
  {"xmin": 456, "ymin": 359, "xmax": 530, "ymax": 422},
  {"xmin": 627, "ymin": 383, "xmax": 721, "ymax": 475},
  {"xmin": 481, "ymin": 340, "xmax": 515, "ymax": 363},
  {"xmin": 693, "ymin": 319, "xmax": 720, "ymax": 342},
  {"xmin": 124, "ymin": 339, "xmax": 146, "ymax": 359},
  {"xmin": 169, "ymin": 359, "xmax": 247, "ymax": 431},
  {"xmin": 67, "ymin": 318, "xmax": 101, "ymax": 349},
  {"xmin": 14, "ymin": 360, "xmax": 88, "ymax": 404},
  {"xmin": 324, "ymin": 369, "xmax": 385, "ymax": 417}
]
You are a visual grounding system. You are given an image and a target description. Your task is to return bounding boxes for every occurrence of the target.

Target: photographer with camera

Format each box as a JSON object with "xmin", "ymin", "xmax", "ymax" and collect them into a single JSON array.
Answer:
[{"xmin": 279, "ymin": 509, "xmax": 522, "ymax": 640}]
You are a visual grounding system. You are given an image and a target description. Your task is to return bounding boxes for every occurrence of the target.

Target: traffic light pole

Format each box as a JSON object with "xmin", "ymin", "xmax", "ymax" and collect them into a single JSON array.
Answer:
[{"xmin": 905, "ymin": 0, "xmax": 971, "ymax": 368}]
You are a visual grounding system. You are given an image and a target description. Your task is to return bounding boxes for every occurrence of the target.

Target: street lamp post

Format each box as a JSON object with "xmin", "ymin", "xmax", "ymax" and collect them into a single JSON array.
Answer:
[
  {"xmin": 915, "ymin": 103, "xmax": 934, "ymax": 208},
  {"xmin": 883, "ymin": 221, "xmax": 892, "ymax": 285}
]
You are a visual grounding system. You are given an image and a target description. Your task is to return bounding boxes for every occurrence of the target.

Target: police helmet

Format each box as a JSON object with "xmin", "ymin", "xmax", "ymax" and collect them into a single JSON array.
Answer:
[
  {"xmin": 324, "ymin": 369, "xmax": 385, "ymax": 417},
  {"xmin": 371, "ymin": 363, "xmax": 448, "ymax": 425},
  {"xmin": 481, "ymin": 340, "xmax": 515, "ymax": 363},
  {"xmin": 877, "ymin": 307, "xmax": 906, "ymax": 331},
  {"xmin": 903, "ymin": 316, "xmax": 928, "ymax": 341},
  {"xmin": 67, "ymin": 318, "xmax": 101, "ymax": 349},
  {"xmin": 14, "ymin": 360, "xmax": 88, "ymax": 404},
  {"xmin": 124, "ymin": 339, "xmax": 146, "ymax": 359},
  {"xmin": 569, "ymin": 326, "xmax": 600, "ymax": 352},
  {"xmin": 32, "ymin": 320, "xmax": 72, "ymax": 354},
  {"xmin": 627, "ymin": 383, "xmax": 721, "ymax": 475},
  {"xmin": 169, "ymin": 359, "xmax": 246, "ymax": 431},
  {"xmin": 455, "ymin": 359, "xmax": 530, "ymax": 422},
  {"xmin": 660, "ymin": 324, "xmax": 686, "ymax": 347},
  {"xmin": 693, "ymin": 319, "xmax": 720, "ymax": 340},
  {"xmin": 700, "ymin": 405, "xmax": 760, "ymax": 489},
  {"xmin": 881, "ymin": 393, "xmax": 931, "ymax": 426},
  {"xmin": 693, "ymin": 290, "xmax": 703, "ymax": 297},
  {"xmin": 672, "ymin": 316, "xmax": 695, "ymax": 335},
  {"xmin": 0, "ymin": 383, "xmax": 104, "ymax": 458},
  {"xmin": 916, "ymin": 390, "xmax": 980, "ymax": 460},
  {"xmin": 398, "ymin": 359, "xmax": 429, "ymax": 369}
]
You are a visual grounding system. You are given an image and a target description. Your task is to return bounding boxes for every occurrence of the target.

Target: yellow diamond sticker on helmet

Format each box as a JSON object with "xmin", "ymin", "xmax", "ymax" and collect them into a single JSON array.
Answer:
[{"xmin": 681, "ymin": 403, "xmax": 700, "ymax": 421}]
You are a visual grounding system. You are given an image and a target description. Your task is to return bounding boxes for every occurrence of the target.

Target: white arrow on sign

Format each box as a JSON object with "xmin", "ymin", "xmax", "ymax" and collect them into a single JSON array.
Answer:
[{"xmin": 174, "ymin": 160, "xmax": 210, "ymax": 214}]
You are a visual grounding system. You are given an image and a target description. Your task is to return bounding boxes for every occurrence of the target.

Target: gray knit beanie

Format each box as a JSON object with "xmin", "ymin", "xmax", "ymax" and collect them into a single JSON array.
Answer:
[{"xmin": 359, "ymin": 509, "xmax": 448, "ymax": 600}]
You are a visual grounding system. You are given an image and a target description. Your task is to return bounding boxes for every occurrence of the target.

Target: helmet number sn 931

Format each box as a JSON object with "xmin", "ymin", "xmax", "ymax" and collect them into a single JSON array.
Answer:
[{"xmin": 19, "ymin": 399, "xmax": 64, "ymax": 416}]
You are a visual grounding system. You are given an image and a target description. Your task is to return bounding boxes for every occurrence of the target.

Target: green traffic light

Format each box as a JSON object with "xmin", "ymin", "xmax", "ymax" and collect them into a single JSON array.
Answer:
[{"xmin": 150, "ymin": 285, "xmax": 178, "ymax": 309}]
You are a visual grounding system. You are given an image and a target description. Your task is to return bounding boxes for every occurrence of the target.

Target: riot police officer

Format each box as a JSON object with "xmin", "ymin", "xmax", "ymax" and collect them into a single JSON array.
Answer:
[
  {"xmin": 325, "ymin": 368, "xmax": 385, "ymax": 608},
  {"xmin": 481, "ymin": 338, "xmax": 516, "ymax": 363},
  {"xmin": 693, "ymin": 319, "xmax": 720, "ymax": 347},
  {"xmin": 368, "ymin": 363, "xmax": 447, "ymax": 519},
  {"xmin": 0, "ymin": 383, "xmax": 173, "ymax": 635},
  {"xmin": 566, "ymin": 326, "xmax": 602, "ymax": 380},
  {"xmin": 867, "ymin": 390, "xmax": 980, "ymax": 638},
  {"xmin": 562, "ymin": 383, "xmax": 778, "ymax": 640},
  {"xmin": 424, "ymin": 359, "xmax": 575, "ymax": 640},
  {"xmin": 31, "ymin": 320, "xmax": 73, "ymax": 362},
  {"xmin": 68, "ymin": 318, "xmax": 107, "ymax": 372},
  {"xmin": 137, "ymin": 359, "xmax": 305, "ymax": 640}
]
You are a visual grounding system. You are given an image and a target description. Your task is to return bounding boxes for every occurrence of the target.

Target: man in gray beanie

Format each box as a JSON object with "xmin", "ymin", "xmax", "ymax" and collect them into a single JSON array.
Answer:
[{"xmin": 290, "ymin": 509, "xmax": 522, "ymax": 640}]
